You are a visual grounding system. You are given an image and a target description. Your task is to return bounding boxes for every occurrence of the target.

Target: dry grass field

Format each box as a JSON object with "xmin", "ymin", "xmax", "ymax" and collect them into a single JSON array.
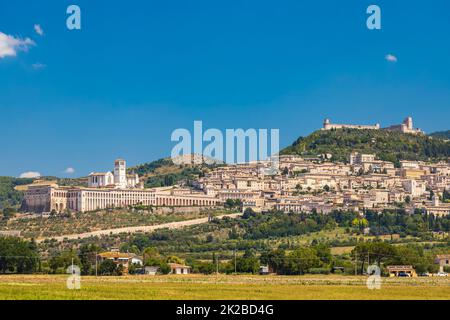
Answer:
[{"xmin": 0, "ymin": 274, "xmax": 449, "ymax": 300}]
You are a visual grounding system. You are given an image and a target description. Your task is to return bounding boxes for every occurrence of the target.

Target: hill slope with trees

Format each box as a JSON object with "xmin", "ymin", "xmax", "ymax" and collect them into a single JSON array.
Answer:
[
  {"xmin": 281, "ymin": 129, "xmax": 450, "ymax": 164},
  {"xmin": 430, "ymin": 130, "xmax": 450, "ymax": 140}
]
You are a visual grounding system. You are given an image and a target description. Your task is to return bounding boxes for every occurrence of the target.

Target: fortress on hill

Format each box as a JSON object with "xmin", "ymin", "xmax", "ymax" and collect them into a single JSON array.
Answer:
[{"xmin": 322, "ymin": 116, "xmax": 424, "ymax": 135}]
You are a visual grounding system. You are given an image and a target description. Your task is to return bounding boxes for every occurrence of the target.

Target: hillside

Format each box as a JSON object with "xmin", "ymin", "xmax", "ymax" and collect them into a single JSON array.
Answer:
[
  {"xmin": 430, "ymin": 130, "xmax": 450, "ymax": 140},
  {"xmin": 0, "ymin": 177, "xmax": 34, "ymax": 209},
  {"xmin": 281, "ymin": 129, "xmax": 450, "ymax": 163},
  {"xmin": 128, "ymin": 158, "xmax": 214, "ymax": 188}
]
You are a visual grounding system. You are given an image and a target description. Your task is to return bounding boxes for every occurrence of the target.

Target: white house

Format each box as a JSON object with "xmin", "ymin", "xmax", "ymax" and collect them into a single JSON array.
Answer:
[{"xmin": 169, "ymin": 263, "xmax": 191, "ymax": 274}]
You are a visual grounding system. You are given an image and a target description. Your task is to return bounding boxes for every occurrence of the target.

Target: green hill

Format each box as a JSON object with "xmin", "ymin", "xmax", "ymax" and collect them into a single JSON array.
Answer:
[
  {"xmin": 430, "ymin": 130, "xmax": 450, "ymax": 140},
  {"xmin": 281, "ymin": 129, "xmax": 450, "ymax": 164},
  {"xmin": 129, "ymin": 158, "xmax": 219, "ymax": 188},
  {"xmin": 0, "ymin": 177, "xmax": 34, "ymax": 209}
]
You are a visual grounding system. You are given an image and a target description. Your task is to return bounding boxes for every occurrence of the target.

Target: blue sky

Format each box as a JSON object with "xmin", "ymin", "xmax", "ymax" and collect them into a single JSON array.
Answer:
[{"xmin": 1, "ymin": 0, "xmax": 449, "ymax": 177}]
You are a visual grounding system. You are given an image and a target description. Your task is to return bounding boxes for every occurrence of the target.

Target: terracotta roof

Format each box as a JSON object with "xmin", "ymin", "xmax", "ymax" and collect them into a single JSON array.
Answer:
[
  {"xmin": 168, "ymin": 263, "xmax": 191, "ymax": 269},
  {"xmin": 98, "ymin": 252, "xmax": 134, "ymax": 259},
  {"xmin": 386, "ymin": 265, "xmax": 415, "ymax": 271}
]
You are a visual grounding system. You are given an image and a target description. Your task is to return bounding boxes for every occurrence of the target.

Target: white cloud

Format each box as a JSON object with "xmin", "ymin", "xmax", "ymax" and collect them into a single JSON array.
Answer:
[
  {"xmin": 64, "ymin": 167, "xmax": 75, "ymax": 174},
  {"xmin": 385, "ymin": 54, "xmax": 398, "ymax": 63},
  {"xmin": 0, "ymin": 32, "xmax": 35, "ymax": 58},
  {"xmin": 34, "ymin": 24, "xmax": 44, "ymax": 36},
  {"xmin": 19, "ymin": 171, "xmax": 41, "ymax": 179},
  {"xmin": 32, "ymin": 62, "xmax": 47, "ymax": 70}
]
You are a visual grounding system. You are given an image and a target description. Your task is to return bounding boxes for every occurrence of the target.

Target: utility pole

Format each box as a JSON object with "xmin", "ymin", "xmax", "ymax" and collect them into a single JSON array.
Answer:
[
  {"xmin": 216, "ymin": 254, "xmax": 219, "ymax": 275},
  {"xmin": 95, "ymin": 252, "xmax": 98, "ymax": 277},
  {"xmin": 234, "ymin": 250, "xmax": 237, "ymax": 275},
  {"xmin": 355, "ymin": 250, "xmax": 358, "ymax": 276}
]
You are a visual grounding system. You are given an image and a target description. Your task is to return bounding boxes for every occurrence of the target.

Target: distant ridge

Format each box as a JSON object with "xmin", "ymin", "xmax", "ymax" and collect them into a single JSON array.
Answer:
[{"xmin": 430, "ymin": 130, "xmax": 450, "ymax": 140}]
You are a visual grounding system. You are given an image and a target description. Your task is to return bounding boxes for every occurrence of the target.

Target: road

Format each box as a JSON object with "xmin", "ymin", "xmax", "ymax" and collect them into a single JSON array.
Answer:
[{"xmin": 36, "ymin": 213, "xmax": 242, "ymax": 243}]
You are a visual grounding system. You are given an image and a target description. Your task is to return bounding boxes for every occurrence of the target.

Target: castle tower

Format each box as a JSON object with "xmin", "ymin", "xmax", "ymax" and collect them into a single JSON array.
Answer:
[
  {"xmin": 114, "ymin": 159, "xmax": 127, "ymax": 189},
  {"xmin": 323, "ymin": 118, "xmax": 331, "ymax": 130},
  {"xmin": 404, "ymin": 117, "xmax": 413, "ymax": 130}
]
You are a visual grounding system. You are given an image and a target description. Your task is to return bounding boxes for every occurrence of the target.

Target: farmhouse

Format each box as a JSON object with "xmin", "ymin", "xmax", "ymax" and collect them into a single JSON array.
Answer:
[
  {"xmin": 435, "ymin": 254, "xmax": 450, "ymax": 273},
  {"xmin": 386, "ymin": 265, "xmax": 417, "ymax": 277},
  {"xmin": 97, "ymin": 250, "xmax": 142, "ymax": 274},
  {"xmin": 169, "ymin": 263, "xmax": 191, "ymax": 274}
]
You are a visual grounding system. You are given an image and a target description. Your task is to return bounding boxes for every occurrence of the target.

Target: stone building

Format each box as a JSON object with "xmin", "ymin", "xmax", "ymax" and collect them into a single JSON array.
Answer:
[
  {"xmin": 322, "ymin": 118, "xmax": 380, "ymax": 131},
  {"xmin": 88, "ymin": 159, "xmax": 140, "ymax": 189}
]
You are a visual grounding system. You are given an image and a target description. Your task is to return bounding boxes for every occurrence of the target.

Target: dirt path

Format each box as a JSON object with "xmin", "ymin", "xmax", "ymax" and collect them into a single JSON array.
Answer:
[{"xmin": 36, "ymin": 213, "xmax": 242, "ymax": 243}]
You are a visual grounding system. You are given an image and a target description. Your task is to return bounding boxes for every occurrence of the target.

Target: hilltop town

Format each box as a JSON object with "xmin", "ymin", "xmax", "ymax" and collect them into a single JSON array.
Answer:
[{"xmin": 21, "ymin": 117, "xmax": 450, "ymax": 219}]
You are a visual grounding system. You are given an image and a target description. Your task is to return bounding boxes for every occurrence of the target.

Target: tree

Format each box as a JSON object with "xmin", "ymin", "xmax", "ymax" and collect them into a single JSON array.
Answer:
[
  {"xmin": 313, "ymin": 243, "xmax": 332, "ymax": 265},
  {"xmin": 243, "ymin": 207, "xmax": 256, "ymax": 219},
  {"xmin": 260, "ymin": 249, "xmax": 286, "ymax": 274},
  {"xmin": 352, "ymin": 242, "xmax": 395, "ymax": 274},
  {"xmin": 166, "ymin": 255, "xmax": 184, "ymax": 264},
  {"xmin": 78, "ymin": 244, "xmax": 100, "ymax": 275},
  {"xmin": 1, "ymin": 207, "xmax": 16, "ymax": 220},
  {"xmin": 0, "ymin": 237, "xmax": 38, "ymax": 274},
  {"xmin": 232, "ymin": 249, "xmax": 260, "ymax": 274},
  {"xmin": 116, "ymin": 264, "xmax": 124, "ymax": 276},
  {"xmin": 224, "ymin": 199, "xmax": 242, "ymax": 210},
  {"xmin": 352, "ymin": 218, "xmax": 368, "ymax": 232},
  {"xmin": 143, "ymin": 247, "xmax": 162, "ymax": 266},
  {"xmin": 443, "ymin": 189, "xmax": 450, "ymax": 203},
  {"xmin": 49, "ymin": 250, "xmax": 80, "ymax": 274},
  {"xmin": 368, "ymin": 242, "xmax": 396, "ymax": 267},
  {"xmin": 405, "ymin": 195, "xmax": 411, "ymax": 204},
  {"xmin": 159, "ymin": 262, "xmax": 171, "ymax": 274},
  {"xmin": 352, "ymin": 242, "xmax": 371, "ymax": 274},
  {"xmin": 286, "ymin": 247, "xmax": 321, "ymax": 275},
  {"xmin": 99, "ymin": 260, "xmax": 116, "ymax": 275},
  {"xmin": 128, "ymin": 263, "xmax": 138, "ymax": 275}
]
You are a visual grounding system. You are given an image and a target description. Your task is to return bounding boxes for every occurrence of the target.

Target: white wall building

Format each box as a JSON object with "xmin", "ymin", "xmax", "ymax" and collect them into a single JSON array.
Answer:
[{"xmin": 88, "ymin": 159, "xmax": 140, "ymax": 189}]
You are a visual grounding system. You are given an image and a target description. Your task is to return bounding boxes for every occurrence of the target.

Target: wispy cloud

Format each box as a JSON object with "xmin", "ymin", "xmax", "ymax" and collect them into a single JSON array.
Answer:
[
  {"xmin": 0, "ymin": 32, "xmax": 35, "ymax": 58},
  {"xmin": 32, "ymin": 62, "xmax": 47, "ymax": 70},
  {"xmin": 34, "ymin": 24, "xmax": 44, "ymax": 36},
  {"xmin": 64, "ymin": 167, "xmax": 75, "ymax": 174},
  {"xmin": 385, "ymin": 54, "xmax": 398, "ymax": 63},
  {"xmin": 19, "ymin": 171, "xmax": 41, "ymax": 178}
]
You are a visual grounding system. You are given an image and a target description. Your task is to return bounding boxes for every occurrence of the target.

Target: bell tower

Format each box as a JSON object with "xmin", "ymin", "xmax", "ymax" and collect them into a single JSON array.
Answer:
[{"xmin": 114, "ymin": 159, "xmax": 127, "ymax": 188}]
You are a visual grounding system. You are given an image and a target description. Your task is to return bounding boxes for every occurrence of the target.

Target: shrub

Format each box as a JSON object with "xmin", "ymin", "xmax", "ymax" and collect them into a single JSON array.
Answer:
[{"xmin": 309, "ymin": 267, "xmax": 330, "ymax": 275}]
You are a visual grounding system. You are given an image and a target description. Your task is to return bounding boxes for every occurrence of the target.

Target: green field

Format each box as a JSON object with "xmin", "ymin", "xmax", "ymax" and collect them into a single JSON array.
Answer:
[{"xmin": 0, "ymin": 274, "xmax": 449, "ymax": 300}]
